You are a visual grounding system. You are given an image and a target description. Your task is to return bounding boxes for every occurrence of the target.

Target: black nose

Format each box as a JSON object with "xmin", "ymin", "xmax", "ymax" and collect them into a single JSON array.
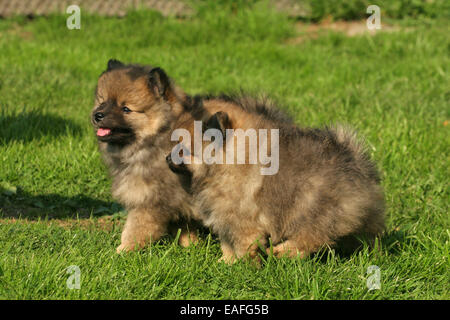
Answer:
[{"xmin": 94, "ymin": 112, "xmax": 105, "ymax": 123}]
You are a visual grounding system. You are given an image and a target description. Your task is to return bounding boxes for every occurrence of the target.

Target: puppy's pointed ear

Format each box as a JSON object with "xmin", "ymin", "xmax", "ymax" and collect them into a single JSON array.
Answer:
[
  {"xmin": 106, "ymin": 59, "xmax": 124, "ymax": 71},
  {"xmin": 204, "ymin": 112, "xmax": 231, "ymax": 137},
  {"xmin": 148, "ymin": 67, "xmax": 171, "ymax": 99}
]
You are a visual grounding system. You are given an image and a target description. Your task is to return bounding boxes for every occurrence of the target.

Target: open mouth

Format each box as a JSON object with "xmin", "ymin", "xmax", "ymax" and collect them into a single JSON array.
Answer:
[
  {"xmin": 95, "ymin": 127, "xmax": 135, "ymax": 145},
  {"xmin": 97, "ymin": 128, "xmax": 112, "ymax": 137}
]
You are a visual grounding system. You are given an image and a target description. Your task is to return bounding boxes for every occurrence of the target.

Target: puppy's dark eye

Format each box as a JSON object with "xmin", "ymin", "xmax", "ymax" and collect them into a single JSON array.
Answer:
[{"xmin": 122, "ymin": 106, "xmax": 131, "ymax": 113}]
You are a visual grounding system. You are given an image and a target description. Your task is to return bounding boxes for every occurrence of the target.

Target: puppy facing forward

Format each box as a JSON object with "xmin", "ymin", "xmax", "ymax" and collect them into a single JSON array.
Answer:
[
  {"xmin": 91, "ymin": 59, "xmax": 207, "ymax": 252},
  {"xmin": 166, "ymin": 103, "xmax": 385, "ymax": 263}
]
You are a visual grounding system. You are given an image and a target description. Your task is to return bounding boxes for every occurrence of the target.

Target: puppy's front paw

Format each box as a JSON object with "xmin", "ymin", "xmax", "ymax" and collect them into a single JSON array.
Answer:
[
  {"xmin": 267, "ymin": 241, "xmax": 306, "ymax": 258},
  {"xmin": 116, "ymin": 244, "xmax": 130, "ymax": 253},
  {"xmin": 178, "ymin": 231, "xmax": 199, "ymax": 248},
  {"xmin": 116, "ymin": 242, "xmax": 141, "ymax": 253},
  {"xmin": 218, "ymin": 254, "xmax": 236, "ymax": 265}
]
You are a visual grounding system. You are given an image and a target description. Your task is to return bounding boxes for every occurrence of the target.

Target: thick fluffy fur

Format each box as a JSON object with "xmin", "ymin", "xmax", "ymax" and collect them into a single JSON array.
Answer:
[
  {"xmin": 92, "ymin": 60, "xmax": 385, "ymax": 259},
  {"xmin": 167, "ymin": 99, "xmax": 385, "ymax": 262},
  {"xmin": 92, "ymin": 61, "xmax": 207, "ymax": 252},
  {"xmin": 92, "ymin": 60, "xmax": 279, "ymax": 252}
]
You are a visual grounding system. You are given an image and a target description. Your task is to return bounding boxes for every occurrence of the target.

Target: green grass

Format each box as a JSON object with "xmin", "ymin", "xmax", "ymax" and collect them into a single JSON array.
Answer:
[{"xmin": 0, "ymin": 2, "xmax": 449, "ymax": 299}]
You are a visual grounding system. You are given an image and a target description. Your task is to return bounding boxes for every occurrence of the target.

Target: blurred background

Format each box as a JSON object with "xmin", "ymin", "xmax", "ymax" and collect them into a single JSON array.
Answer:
[{"xmin": 0, "ymin": 0, "xmax": 448, "ymax": 20}]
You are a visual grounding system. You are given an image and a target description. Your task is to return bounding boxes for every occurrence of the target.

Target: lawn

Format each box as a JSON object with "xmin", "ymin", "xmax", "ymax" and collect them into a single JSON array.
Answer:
[{"xmin": 0, "ymin": 1, "xmax": 448, "ymax": 299}]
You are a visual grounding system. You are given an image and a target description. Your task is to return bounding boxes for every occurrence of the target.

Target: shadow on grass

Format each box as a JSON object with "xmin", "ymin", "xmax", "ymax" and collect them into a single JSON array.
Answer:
[
  {"xmin": 0, "ymin": 111, "xmax": 82, "ymax": 144},
  {"xmin": 261, "ymin": 231, "xmax": 410, "ymax": 265},
  {"xmin": 0, "ymin": 187, "xmax": 121, "ymax": 220},
  {"xmin": 324, "ymin": 230, "xmax": 409, "ymax": 260}
]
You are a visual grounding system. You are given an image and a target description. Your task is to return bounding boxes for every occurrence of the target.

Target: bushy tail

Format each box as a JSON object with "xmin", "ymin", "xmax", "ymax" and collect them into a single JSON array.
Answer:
[
  {"xmin": 331, "ymin": 124, "xmax": 386, "ymax": 236},
  {"xmin": 330, "ymin": 124, "xmax": 381, "ymax": 183},
  {"xmin": 332, "ymin": 124, "xmax": 367, "ymax": 157}
]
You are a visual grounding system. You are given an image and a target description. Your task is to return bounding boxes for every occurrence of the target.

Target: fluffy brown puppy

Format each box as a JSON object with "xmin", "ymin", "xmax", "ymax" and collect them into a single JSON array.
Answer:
[
  {"xmin": 91, "ymin": 60, "xmax": 291, "ymax": 253},
  {"xmin": 91, "ymin": 59, "xmax": 208, "ymax": 252},
  {"xmin": 166, "ymin": 98, "xmax": 385, "ymax": 263}
]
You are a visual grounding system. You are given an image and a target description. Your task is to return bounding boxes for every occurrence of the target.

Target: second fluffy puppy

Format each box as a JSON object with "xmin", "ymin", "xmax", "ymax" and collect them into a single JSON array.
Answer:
[{"xmin": 167, "ymin": 97, "xmax": 385, "ymax": 263}]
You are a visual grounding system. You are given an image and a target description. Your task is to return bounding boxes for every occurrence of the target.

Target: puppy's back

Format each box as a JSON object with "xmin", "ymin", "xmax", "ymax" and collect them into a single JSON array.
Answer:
[{"xmin": 257, "ymin": 123, "xmax": 385, "ymax": 246}]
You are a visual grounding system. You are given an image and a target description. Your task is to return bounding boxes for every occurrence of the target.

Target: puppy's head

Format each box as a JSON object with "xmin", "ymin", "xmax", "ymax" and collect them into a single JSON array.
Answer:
[
  {"xmin": 92, "ymin": 59, "xmax": 183, "ymax": 146},
  {"xmin": 166, "ymin": 111, "xmax": 231, "ymax": 177}
]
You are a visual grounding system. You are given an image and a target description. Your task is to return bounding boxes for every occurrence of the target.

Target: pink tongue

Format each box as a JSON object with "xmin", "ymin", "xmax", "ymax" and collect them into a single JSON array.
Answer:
[{"xmin": 97, "ymin": 128, "xmax": 111, "ymax": 137}]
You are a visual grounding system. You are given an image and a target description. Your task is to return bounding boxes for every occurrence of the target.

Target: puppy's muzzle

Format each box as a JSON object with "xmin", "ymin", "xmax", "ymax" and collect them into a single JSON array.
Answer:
[
  {"xmin": 166, "ymin": 154, "xmax": 173, "ymax": 165},
  {"xmin": 166, "ymin": 153, "xmax": 189, "ymax": 174}
]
